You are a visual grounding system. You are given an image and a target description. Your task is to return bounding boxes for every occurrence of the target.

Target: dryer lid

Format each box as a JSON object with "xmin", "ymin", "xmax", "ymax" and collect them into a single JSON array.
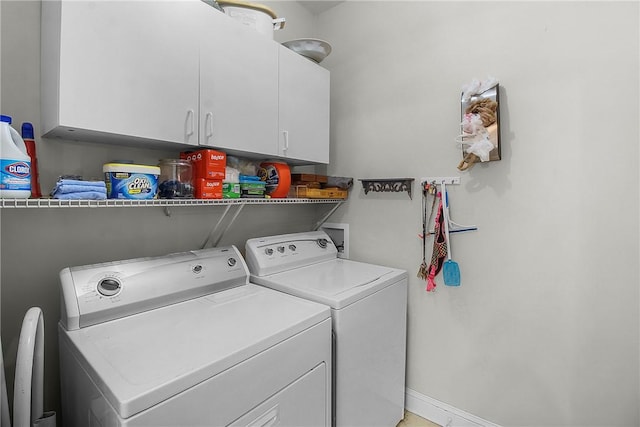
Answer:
[
  {"xmin": 251, "ymin": 259, "xmax": 407, "ymax": 309},
  {"xmin": 60, "ymin": 284, "xmax": 330, "ymax": 419}
]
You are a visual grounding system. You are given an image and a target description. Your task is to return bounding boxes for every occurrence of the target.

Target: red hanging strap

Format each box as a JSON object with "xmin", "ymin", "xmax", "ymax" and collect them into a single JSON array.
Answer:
[{"xmin": 426, "ymin": 196, "xmax": 447, "ymax": 292}]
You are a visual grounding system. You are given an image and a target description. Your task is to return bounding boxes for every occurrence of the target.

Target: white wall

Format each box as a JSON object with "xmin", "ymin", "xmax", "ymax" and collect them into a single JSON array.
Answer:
[{"xmin": 312, "ymin": 1, "xmax": 639, "ymax": 426}]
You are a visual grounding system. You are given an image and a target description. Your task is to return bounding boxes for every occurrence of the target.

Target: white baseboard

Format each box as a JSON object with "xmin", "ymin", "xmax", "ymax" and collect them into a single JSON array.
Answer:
[{"xmin": 405, "ymin": 388, "xmax": 502, "ymax": 427}]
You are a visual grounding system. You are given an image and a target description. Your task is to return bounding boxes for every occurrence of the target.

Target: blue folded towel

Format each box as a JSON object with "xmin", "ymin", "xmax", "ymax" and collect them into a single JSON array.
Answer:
[
  {"xmin": 51, "ymin": 179, "xmax": 107, "ymax": 200},
  {"xmin": 55, "ymin": 184, "xmax": 107, "ymax": 194},
  {"xmin": 58, "ymin": 179, "xmax": 106, "ymax": 188},
  {"xmin": 54, "ymin": 191, "xmax": 106, "ymax": 200},
  {"xmin": 239, "ymin": 174, "xmax": 262, "ymax": 182}
]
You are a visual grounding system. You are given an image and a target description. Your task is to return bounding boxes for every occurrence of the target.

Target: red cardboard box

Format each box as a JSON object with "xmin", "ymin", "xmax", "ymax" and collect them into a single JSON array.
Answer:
[
  {"xmin": 194, "ymin": 179, "xmax": 222, "ymax": 199},
  {"xmin": 181, "ymin": 149, "xmax": 226, "ymax": 180}
]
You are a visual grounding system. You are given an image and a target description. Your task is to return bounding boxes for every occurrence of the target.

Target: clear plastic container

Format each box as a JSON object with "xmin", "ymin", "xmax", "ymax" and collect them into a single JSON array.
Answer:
[{"xmin": 158, "ymin": 159, "xmax": 193, "ymax": 198}]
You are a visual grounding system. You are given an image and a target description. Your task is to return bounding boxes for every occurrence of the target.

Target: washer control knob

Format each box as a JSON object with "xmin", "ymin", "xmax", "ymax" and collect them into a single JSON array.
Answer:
[
  {"xmin": 265, "ymin": 248, "xmax": 274, "ymax": 256},
  {"xmin": 97, "ymin": 278, "xmax": 121, "ymax": 297},
  {"xmin": 227, "ymin": 258, "xmax": 237, "ymax": 267},
  {"xmin": 277, "ymin": 246, "xmax": 285, "ymax": 253},
  {"xmin": 317, "ymin": 238, "xmax": 328, "ymax": 248},
  {"xmin": 289, "ymin": 244, "xmax": 297, "ymax": 251}
]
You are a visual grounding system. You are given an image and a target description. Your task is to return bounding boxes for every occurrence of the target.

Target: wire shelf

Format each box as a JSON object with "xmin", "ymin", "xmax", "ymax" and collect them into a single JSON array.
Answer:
[{"xmin": 0, "ymin": 198, "xmax": 345, "ymax": 209}]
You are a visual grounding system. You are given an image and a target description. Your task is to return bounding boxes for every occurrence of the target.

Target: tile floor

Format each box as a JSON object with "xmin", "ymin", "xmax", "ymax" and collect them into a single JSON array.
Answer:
[{"xmin": 397, "ymin": 411, "xmax": 440, "ymax": 427}]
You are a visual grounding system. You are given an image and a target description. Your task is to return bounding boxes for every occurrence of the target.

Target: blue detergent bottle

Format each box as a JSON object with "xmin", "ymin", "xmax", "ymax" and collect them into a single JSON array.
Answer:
[{"xmin": 0, "ymin": 115, "xmax": 31, "ymax": 198}]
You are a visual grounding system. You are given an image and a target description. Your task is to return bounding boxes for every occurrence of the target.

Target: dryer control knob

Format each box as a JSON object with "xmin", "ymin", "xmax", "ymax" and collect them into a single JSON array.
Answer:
[
  {"xmin": 97, "ymin": 278, "xmax": 121, "ymax": 297},
  {"xmin": 227, "ymin": 258, "xmax": 237, "ymax": 267},
  {"xmin": 277, "ymin": 246, "xmax": 285, "ymax": 253},
  {"xmin": 317, "ymin": 238, "xmax": 328, "ymax": 248},
  {"xmin": 289, "ymin": 244, "xmax": 297, "ymax": 251},
  {"xmin": 265, "ymin": 248, "xmax": 274, "ymax": 256}
]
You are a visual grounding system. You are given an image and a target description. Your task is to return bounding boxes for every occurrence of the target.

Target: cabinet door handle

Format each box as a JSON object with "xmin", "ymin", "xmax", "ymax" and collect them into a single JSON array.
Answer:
[
  {"xmin": 282, "ymin": 130, "xmax": 289, "ymax": 153},
  {"xmin": 205, "ymin": 112, "xmax": 214, "ymax": 139},
  {"xmin": 186, "ymin": 109, "xmax": 195, "ymax": 137}
]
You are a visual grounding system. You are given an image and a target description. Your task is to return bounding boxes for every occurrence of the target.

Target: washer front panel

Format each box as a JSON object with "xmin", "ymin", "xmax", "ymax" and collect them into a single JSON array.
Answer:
[{"xmin": 246, "ymin": 231, "xmax": 337, "ymax": 276}]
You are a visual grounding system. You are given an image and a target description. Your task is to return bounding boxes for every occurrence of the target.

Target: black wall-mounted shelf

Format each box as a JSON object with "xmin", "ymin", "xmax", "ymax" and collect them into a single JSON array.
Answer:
[{"xmin": 359, "ymin": 178, "xmax": 415, "ymax": 199}]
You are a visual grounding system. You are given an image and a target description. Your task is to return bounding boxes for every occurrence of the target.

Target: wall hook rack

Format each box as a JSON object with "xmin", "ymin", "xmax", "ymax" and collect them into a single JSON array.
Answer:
[
  {"xmin": 419, "ymin": 176, "xmax": 478, "ymax": 234},
  {"xmin": 420, "ymin": 176, "xmax": 460, "ymax": 186}
]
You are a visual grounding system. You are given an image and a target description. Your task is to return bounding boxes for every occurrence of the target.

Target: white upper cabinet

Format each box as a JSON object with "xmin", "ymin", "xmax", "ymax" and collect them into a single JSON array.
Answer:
[
  {"xmin": 278, "ymin": 46, "xmax": 330, "ymax": 164},
  {"xmin": 41, "ymin": 0, "xmax": 330, "ymax": 164},
  {"xmin": 41, "ymin": 0, "xmax": 201, "ymax": 146},
  {"xmin": 199, "ymin": 8, "xmax": 279, "ymax": 157}
]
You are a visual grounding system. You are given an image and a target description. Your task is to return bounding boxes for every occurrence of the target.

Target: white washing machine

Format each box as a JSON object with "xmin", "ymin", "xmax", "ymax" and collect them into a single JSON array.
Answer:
[
  {"xmin": 58, "ymin": 246, "xmax": 332, "ymax": 427},
  {"xmin": 245, "ymin": 231, "xmax": 407, "ymax": 427}
]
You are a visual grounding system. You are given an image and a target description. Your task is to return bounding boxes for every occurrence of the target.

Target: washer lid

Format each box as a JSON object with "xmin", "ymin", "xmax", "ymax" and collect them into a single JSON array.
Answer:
[
  {"xmin": 250, "ymin": 259, "xmax": 407, "ymax": 309},
  {"xmin": 60, "ymin": 284, "xmax": 330, "ymax": 419}
]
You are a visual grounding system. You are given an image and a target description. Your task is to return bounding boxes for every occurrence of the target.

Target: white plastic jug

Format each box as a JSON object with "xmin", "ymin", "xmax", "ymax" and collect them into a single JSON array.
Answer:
[{"xmin": 0, "ymin": 115, "xmax": 31, "ymax": 198}]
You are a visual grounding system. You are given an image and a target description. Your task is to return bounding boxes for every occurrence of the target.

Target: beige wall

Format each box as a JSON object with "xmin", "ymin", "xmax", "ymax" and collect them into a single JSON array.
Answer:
[{"xmin": 310, "ymin": 1, "xmax": 639, "ymax": 426}]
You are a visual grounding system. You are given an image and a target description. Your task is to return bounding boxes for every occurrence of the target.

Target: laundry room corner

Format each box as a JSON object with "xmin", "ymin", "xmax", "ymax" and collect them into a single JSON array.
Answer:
[{"xmin": 1, "ymin": 1, "xmax": 639, "ymax": 426}]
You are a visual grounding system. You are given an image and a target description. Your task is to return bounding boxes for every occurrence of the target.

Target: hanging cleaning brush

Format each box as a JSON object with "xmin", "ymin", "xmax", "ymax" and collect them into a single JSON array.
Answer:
[
  {"xmin": 417, "ymin": 182, "xmax": 437, "ymax": 280},
  {"xmin": 417, "ymin": 183, "xmax": 429, "ymax": 280}
]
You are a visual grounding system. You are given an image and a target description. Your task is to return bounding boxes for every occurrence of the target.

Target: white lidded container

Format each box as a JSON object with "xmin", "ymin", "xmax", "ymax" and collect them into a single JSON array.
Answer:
[
  {"xmin": 0, "ymin": 115, "xmax": 31, "ymax": 198},
  {"xmin": 217, "ymin": 0, "xmax": 285, "ymax": 38},
  {"xmin": 103, "ymin": 163, "xmax": 160, "ymax": 199}
]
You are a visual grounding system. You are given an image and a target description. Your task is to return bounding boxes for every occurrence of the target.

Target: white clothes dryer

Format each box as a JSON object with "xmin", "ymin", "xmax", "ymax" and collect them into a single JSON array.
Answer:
[
  {"xmin": 58, "ymin": 246, "xmax": 332, "ymax": 427},
  {"xmin": 245, "ymin": 231, "xmax": 408, "ymax": 427}
]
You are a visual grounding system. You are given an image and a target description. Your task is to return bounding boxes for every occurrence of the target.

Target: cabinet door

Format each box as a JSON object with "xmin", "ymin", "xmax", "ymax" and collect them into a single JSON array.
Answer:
[
  {"xmin": 199, "ymin": 11, "xmax": 279, "ymax": 156},
  {"xmin": 278, "ymin": 46, "xmax": 330, "ymax": 164},
  {"xmin": 43, "ymin": 1, "xmax": 200, "ymax": 145}
]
